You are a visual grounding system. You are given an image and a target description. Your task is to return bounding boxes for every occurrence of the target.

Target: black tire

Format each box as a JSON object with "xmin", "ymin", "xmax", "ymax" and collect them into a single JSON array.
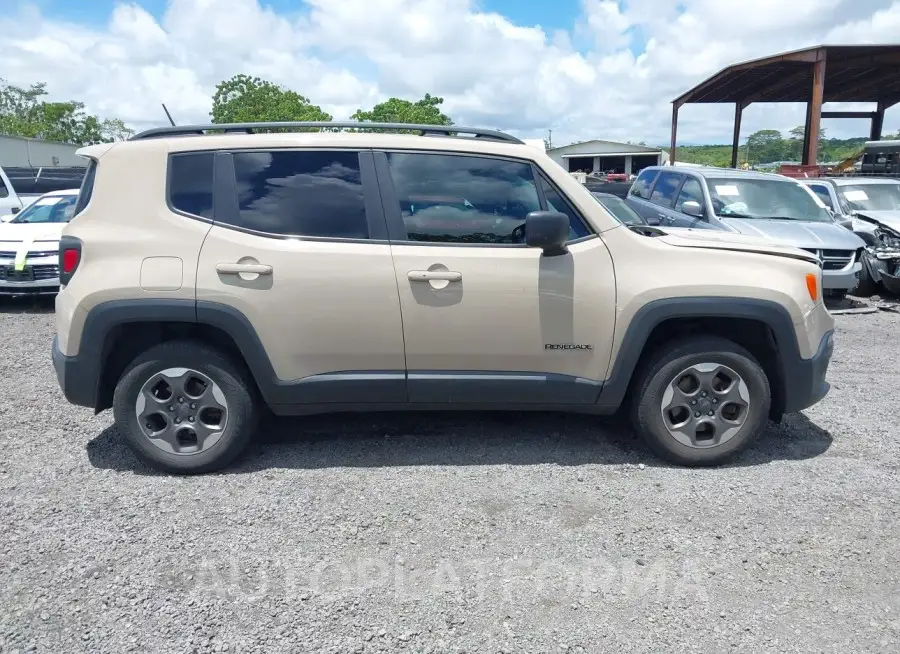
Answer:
[
  {"xmin": 853, "ymin": 254, "xmax": 879, "ymax": 297},
  {"xmin": 112, "ymin": 340, "xmax": 259, "ymax": 474},
  {"xmin": 630, "ymin": 336, "xmax": 771, "ymax": 467}
]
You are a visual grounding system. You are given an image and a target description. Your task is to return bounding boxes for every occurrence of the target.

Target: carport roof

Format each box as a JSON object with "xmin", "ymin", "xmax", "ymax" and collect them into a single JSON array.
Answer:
[{"xmin": 673, "ymin": 44, "xmax": 900, "ymax": 106}]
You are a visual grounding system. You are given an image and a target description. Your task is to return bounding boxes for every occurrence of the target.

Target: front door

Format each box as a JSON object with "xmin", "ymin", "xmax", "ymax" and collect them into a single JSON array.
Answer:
[
  {"xmin": 191, "ymin": 148, "xmax": 406, "ymax": 409},
  {"xmin": 374, "ymin": 150, "xmax": 616, "ymax": 405}
]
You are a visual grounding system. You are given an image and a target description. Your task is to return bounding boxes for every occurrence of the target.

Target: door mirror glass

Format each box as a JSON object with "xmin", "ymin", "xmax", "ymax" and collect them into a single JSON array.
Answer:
[
  {"xmin": 681, "ymin": 200, "xmax": 703, "ymax": 217},
  {"xmin": 525, "ymin": 210, "xmax": 569, "ymax": 256},
  {"xmin": 10, "ymin": 206, "xmax": 19, "ymax": 215},
  {"xmin": 645, "ymin": 214, "xmax": 661, "ymax": 226}
]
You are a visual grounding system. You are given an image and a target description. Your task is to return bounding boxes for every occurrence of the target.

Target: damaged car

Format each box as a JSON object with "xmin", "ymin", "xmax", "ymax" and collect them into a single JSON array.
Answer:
[{"xmin": 801, "ymin": 177, "xmax": 900, "ymax": 295}]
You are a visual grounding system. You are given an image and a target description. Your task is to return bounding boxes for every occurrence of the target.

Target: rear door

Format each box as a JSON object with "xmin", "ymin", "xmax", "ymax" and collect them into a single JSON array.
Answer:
[{"xmin": 194, "ymin": 148, "xmax": 407, "ymax": 409}]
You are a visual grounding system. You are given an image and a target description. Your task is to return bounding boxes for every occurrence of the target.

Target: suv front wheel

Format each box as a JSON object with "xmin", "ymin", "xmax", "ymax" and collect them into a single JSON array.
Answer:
[
  {"xmin": 631, "ymin": 336, "xmax": 771, "ymax": 466},
  {"xmin": 112, "ymin": 341, "xmax": 259, "ymax": 474}
]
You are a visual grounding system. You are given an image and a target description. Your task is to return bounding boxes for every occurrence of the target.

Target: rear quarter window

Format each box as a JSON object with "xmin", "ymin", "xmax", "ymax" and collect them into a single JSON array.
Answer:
[
  {"xmin": 168, "ymin": 153, "xmax": 215, "ymax": 219},
  {"xmin": 73, "ymin": 160, "xmax": 97, "ymax": 217}
]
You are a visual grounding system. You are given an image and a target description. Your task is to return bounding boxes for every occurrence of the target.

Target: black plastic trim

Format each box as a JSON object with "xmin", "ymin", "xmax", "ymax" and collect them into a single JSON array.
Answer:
[
  {"xmin": 594, "ymin": 297, "xmax": 829, "ymax": 414},
  {"xmin": 407, "ymin": 371, "xmax": 603, "ymax": 404}
]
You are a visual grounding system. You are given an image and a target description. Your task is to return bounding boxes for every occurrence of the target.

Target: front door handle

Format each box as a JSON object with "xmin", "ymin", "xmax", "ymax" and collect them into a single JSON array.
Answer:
[
  {"xmin": 658, "ymin": 213, "xmax": 670, "ymax": 223},
  {"xmin": 408, "ymin": 270, "xmax": 462, "ymax": 282},
  {"xmin": 216, "ymin": 262, "xmax": 273, "ymax": 275}
]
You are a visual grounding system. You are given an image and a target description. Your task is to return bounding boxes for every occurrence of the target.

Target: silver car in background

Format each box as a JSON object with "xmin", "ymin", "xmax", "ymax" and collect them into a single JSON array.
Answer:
[
  {"xmin": 626, "ymin": 166, "xmax": 866, "ymax": 298},
  {"xmin": 801, "ymin": 177, "xmax": 900, "ymax": 296}
]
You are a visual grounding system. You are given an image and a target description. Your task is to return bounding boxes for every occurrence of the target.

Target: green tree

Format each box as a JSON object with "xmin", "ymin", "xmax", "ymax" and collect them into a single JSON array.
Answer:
[
  {"xmin": 0, "ymin": 78, "xmax": 131, "ymax": 145},
  {"xmin": 210, "ymin": 74, "xmax": 332, "ymax": 126},
  {"xmin": 745, "ymin": 129, "xmax": 785, "ymax": 164},
  {"xmin": 787, "ymin": 125, "xmax": 827, "ymax": 161},
  {"xmin": 350, "ymin": 94, "xmax": 452, "ymax": 132}
]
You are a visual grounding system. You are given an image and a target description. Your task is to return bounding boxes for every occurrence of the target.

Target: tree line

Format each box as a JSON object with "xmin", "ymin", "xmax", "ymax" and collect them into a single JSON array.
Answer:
[
  {"xmin": 2, "ymin": 74, "xmax": 896, "ymax": 162},
  {"xmin": 671, "ymin": 125, "xmax": 900, "ymax": 168}
]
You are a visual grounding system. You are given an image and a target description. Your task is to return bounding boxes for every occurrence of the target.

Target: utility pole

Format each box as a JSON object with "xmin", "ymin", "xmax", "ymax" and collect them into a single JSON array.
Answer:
[{"xmin": 547, "ymin": 129, "xmax": 552, "ymax": 148}]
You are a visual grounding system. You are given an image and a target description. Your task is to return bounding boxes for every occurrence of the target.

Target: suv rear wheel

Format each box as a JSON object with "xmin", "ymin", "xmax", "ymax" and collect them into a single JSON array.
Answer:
[
  {"xmin": 112, "ymin": 341, "xmax": 259, "ymax": 474},
  {"xmin": 631, "ymin": 336, "xmax": 771, "ymax": 466}
]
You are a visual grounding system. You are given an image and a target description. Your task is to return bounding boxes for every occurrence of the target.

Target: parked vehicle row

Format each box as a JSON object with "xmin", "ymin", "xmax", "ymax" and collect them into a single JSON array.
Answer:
[
  {"xmin": 0, "ymin": 189, "xmax": 78, "ymax": 295},
  {"xmin": 622, "ymin": 165, "xmax": 866, "ymax": 299},
  {"xmin": 800, "ymin": 177, "xmax": 900, "ymax": 295},
  {"xmin": 49, "ymin": 121, "xmax": 833, "ymax": 474},
  {"xmin": 0, "ymin": 165, "xmax": 85, "ymax": 219}
]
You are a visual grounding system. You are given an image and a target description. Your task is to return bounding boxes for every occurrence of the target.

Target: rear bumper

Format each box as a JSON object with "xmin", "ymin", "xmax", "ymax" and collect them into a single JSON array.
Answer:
[
  {"xmin": 782, "ymin": 329, "xmax": 834, "ymax": 413},
  {"xmin": 52, "ymin": 335, "xmax": 97, "ymax": 409}
]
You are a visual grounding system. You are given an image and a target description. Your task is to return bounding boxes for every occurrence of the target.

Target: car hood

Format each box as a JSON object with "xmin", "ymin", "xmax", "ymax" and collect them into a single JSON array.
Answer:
[
  {"xmin": 720, "ymin": 217, "xmax": 865, "ymax": 250},
  {"xmin": 853, "ymin": 210, "xmax": 900, "ymax": 234},
  {"xmin": 0, "ymin": 222, "xmax": 66, "ymax": 244},
  {"xmin": 653, "ymin": 226, "xmax": 820, "ymax": 264}
]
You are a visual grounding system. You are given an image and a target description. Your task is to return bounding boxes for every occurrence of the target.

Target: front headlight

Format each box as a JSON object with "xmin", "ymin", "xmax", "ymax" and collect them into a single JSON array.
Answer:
[{"xmin": 868, "ymin": 228, "xmax": 900, "ymax": 259}]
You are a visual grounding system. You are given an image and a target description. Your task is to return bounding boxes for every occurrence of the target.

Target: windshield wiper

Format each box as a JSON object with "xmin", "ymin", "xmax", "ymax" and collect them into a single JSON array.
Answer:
[{"xmin": 716, "ymin": 212, "xmax": 757, "ymax": 219}]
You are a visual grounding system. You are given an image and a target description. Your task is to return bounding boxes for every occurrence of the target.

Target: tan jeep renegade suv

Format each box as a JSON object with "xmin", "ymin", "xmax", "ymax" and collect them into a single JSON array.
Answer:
[{"xmin": 52, "ymin": 122, "xmax": 835, "ymax": 474}]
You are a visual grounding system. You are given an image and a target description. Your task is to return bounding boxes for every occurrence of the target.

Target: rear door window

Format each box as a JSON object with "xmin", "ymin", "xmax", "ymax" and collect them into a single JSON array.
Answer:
[
  {"xmin": 73, "ymin": 160, "xmax": 98, "ymax": 217},
  {"xmin": 0, "ymin": 174, "xmax": 7, "ymax": 199},
  {"xmin": 231, "ymin": 150, "xmax": 369, "ymax": 239}
]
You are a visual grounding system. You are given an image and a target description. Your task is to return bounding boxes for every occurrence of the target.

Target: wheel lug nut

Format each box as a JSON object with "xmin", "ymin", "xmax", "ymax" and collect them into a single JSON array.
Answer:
[
  {"xmin": 694, "ymin": 411, "xmax": 701, "ymax": 417},
  {"xmin": 178, "ymin": 397, "xmax": 184, "ymax": 403},
  {"xmin": 190, "ymin": 403, "xmax": 196, "ymax": 409},
  {"xmin": 712, "ymin": 398, "xmax": 718, "ymax": 404},
  {"xmin": 691, "ymin": 400, "xmax": 697, "ymax": 405},
  {"xmin": 168, "ymin": 406, "xmax": 174, "ymax": 411},
  {"xmin": 701, "ymin": 391, "xmax": 707, "ymax": 397},
  {"xmin": 175, "ymin": 418, "xmax": 181, "ymax": 424},
  {"xmin": 189, "ymin": 416, "xmax": 195, "ymax": 422},
  {"xmin": 708, "ymin": 411, "xmax": 714, "ymax": 416}
]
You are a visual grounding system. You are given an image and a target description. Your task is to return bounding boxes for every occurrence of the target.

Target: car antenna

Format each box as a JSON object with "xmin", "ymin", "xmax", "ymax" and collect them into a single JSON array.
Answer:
[{"xmin": 161, "ymin": 103, "xmax": 176, "ymax": 126}]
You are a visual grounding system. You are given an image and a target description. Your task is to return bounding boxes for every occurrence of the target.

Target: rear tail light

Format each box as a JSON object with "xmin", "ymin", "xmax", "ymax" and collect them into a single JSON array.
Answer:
[{"xmin": 59, "ymin": 235, "xmax": 83, "ymax": 286}]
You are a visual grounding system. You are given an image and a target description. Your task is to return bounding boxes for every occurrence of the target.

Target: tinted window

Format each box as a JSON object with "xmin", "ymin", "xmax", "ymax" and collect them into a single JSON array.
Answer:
[
  {"xmin": 676, "ymin": 177, "xmax": 703, "ymax": 213},
  {"xmin": 808, "ymin": 184, "xmax": 834, "ymax": 209},
  {"xmin": 630, "ymin": 168, "xmax": 659, "ymax": 199},
  {"xmin": 0, "ymin": 175, "xmax": 7, "ymax": 199},
  {"xmin": 538, "ymin": 174, "xmax": 591, "ymax": 239},
  {"xmin": 386, "ymin": 152, "xmax": 541, "ymax": 244},
  {"xmin": 170, "ymin": 153, "xmax": 214, "ymax": 219},
  {"xmin": 649, "ymin": 171, "xmax": 683, "ymax": 207},
  {"xmin": 233, "ymin": 150, "xmax": 368, "ymax": 238},
  {"xmin": 73, "ymin": 160, "xmax": 97, "ymax": 217}
]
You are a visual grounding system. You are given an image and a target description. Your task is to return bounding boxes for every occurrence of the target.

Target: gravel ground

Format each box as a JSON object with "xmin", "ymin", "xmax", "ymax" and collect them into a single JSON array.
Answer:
[{"xmin": 1, "ymin": 297, "xmax": 898, "ymax": 654}]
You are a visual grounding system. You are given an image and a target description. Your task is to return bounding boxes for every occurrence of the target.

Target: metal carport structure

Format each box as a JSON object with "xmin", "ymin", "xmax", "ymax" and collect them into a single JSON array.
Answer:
[{"xmin": 670, "ymin": 45, "xmax": 900, "ymax": 168}]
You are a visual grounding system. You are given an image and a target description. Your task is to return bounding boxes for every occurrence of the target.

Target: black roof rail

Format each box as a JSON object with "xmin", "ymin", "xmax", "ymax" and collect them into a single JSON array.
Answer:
[{"xmin": 129, "ymin": 121, "xmax": 524, "ymax": 144}]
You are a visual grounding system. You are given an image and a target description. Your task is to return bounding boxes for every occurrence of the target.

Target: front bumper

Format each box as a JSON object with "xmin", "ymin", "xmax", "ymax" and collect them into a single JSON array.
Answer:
[
  {"xmin": 782, "ymin": 329, "xmax": 834, "ymax": 413},
  {"xmin": 52, "ymin": 335, "xmax": 98, "ymax": 409},
  {"xmin": 822, "ymin": 261, "xmax": 861, "ymax": 291},
  {"xmin": 0, "ymin": 254, "xmax": 60, "ymax": 296}
]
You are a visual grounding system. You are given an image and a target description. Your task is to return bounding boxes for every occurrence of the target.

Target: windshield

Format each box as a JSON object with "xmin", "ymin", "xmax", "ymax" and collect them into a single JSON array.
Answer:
[
  {"xmin": 10, "ymin": 195, "xmax": 77, "ymax": 224},
  {"xmin": 706, "ymin": 177, "xmax": 832, "ymax": 222},
  {"xmin": 592, "ymin": 194, "xmax": 644, "ymax": 225},
  {"xmin": 838, "ymin": 183, "xmax": 900, "ymax": 212}
]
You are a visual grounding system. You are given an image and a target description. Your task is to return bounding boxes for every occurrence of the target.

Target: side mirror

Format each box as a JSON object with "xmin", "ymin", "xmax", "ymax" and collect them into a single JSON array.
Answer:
[
  {"xmin": 681, "ymin": 200, "xmax": 703, "ymax": 217},
  {"xmin": 525, "ymin": 210, "xmax": 569, "ymax": 256},
  {"xmin": 645, "ymin": 214, "xmax": 661, "ymax": 226}
]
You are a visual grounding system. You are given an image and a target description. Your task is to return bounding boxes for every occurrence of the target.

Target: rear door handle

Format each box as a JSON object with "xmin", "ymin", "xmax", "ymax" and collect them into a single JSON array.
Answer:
[
  {"xmin": 216, "ymin": 262, "xmax": 273, "ymax": 275},
  {"xmin": 408, "ymin": 270, "xmax": 462, "ymax": 282}
]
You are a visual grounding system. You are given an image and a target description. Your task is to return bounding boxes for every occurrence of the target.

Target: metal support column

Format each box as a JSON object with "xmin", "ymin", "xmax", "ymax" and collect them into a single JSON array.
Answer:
[{"xmin": 803, "ymin": 55, "xmax": 827, "ymax": 165}]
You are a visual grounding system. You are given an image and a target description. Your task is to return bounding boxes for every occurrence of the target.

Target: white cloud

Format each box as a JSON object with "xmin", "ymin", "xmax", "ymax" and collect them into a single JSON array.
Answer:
[{"xmin": 1, "ymin": 0, "xmax": 899, "ymax": 145}]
